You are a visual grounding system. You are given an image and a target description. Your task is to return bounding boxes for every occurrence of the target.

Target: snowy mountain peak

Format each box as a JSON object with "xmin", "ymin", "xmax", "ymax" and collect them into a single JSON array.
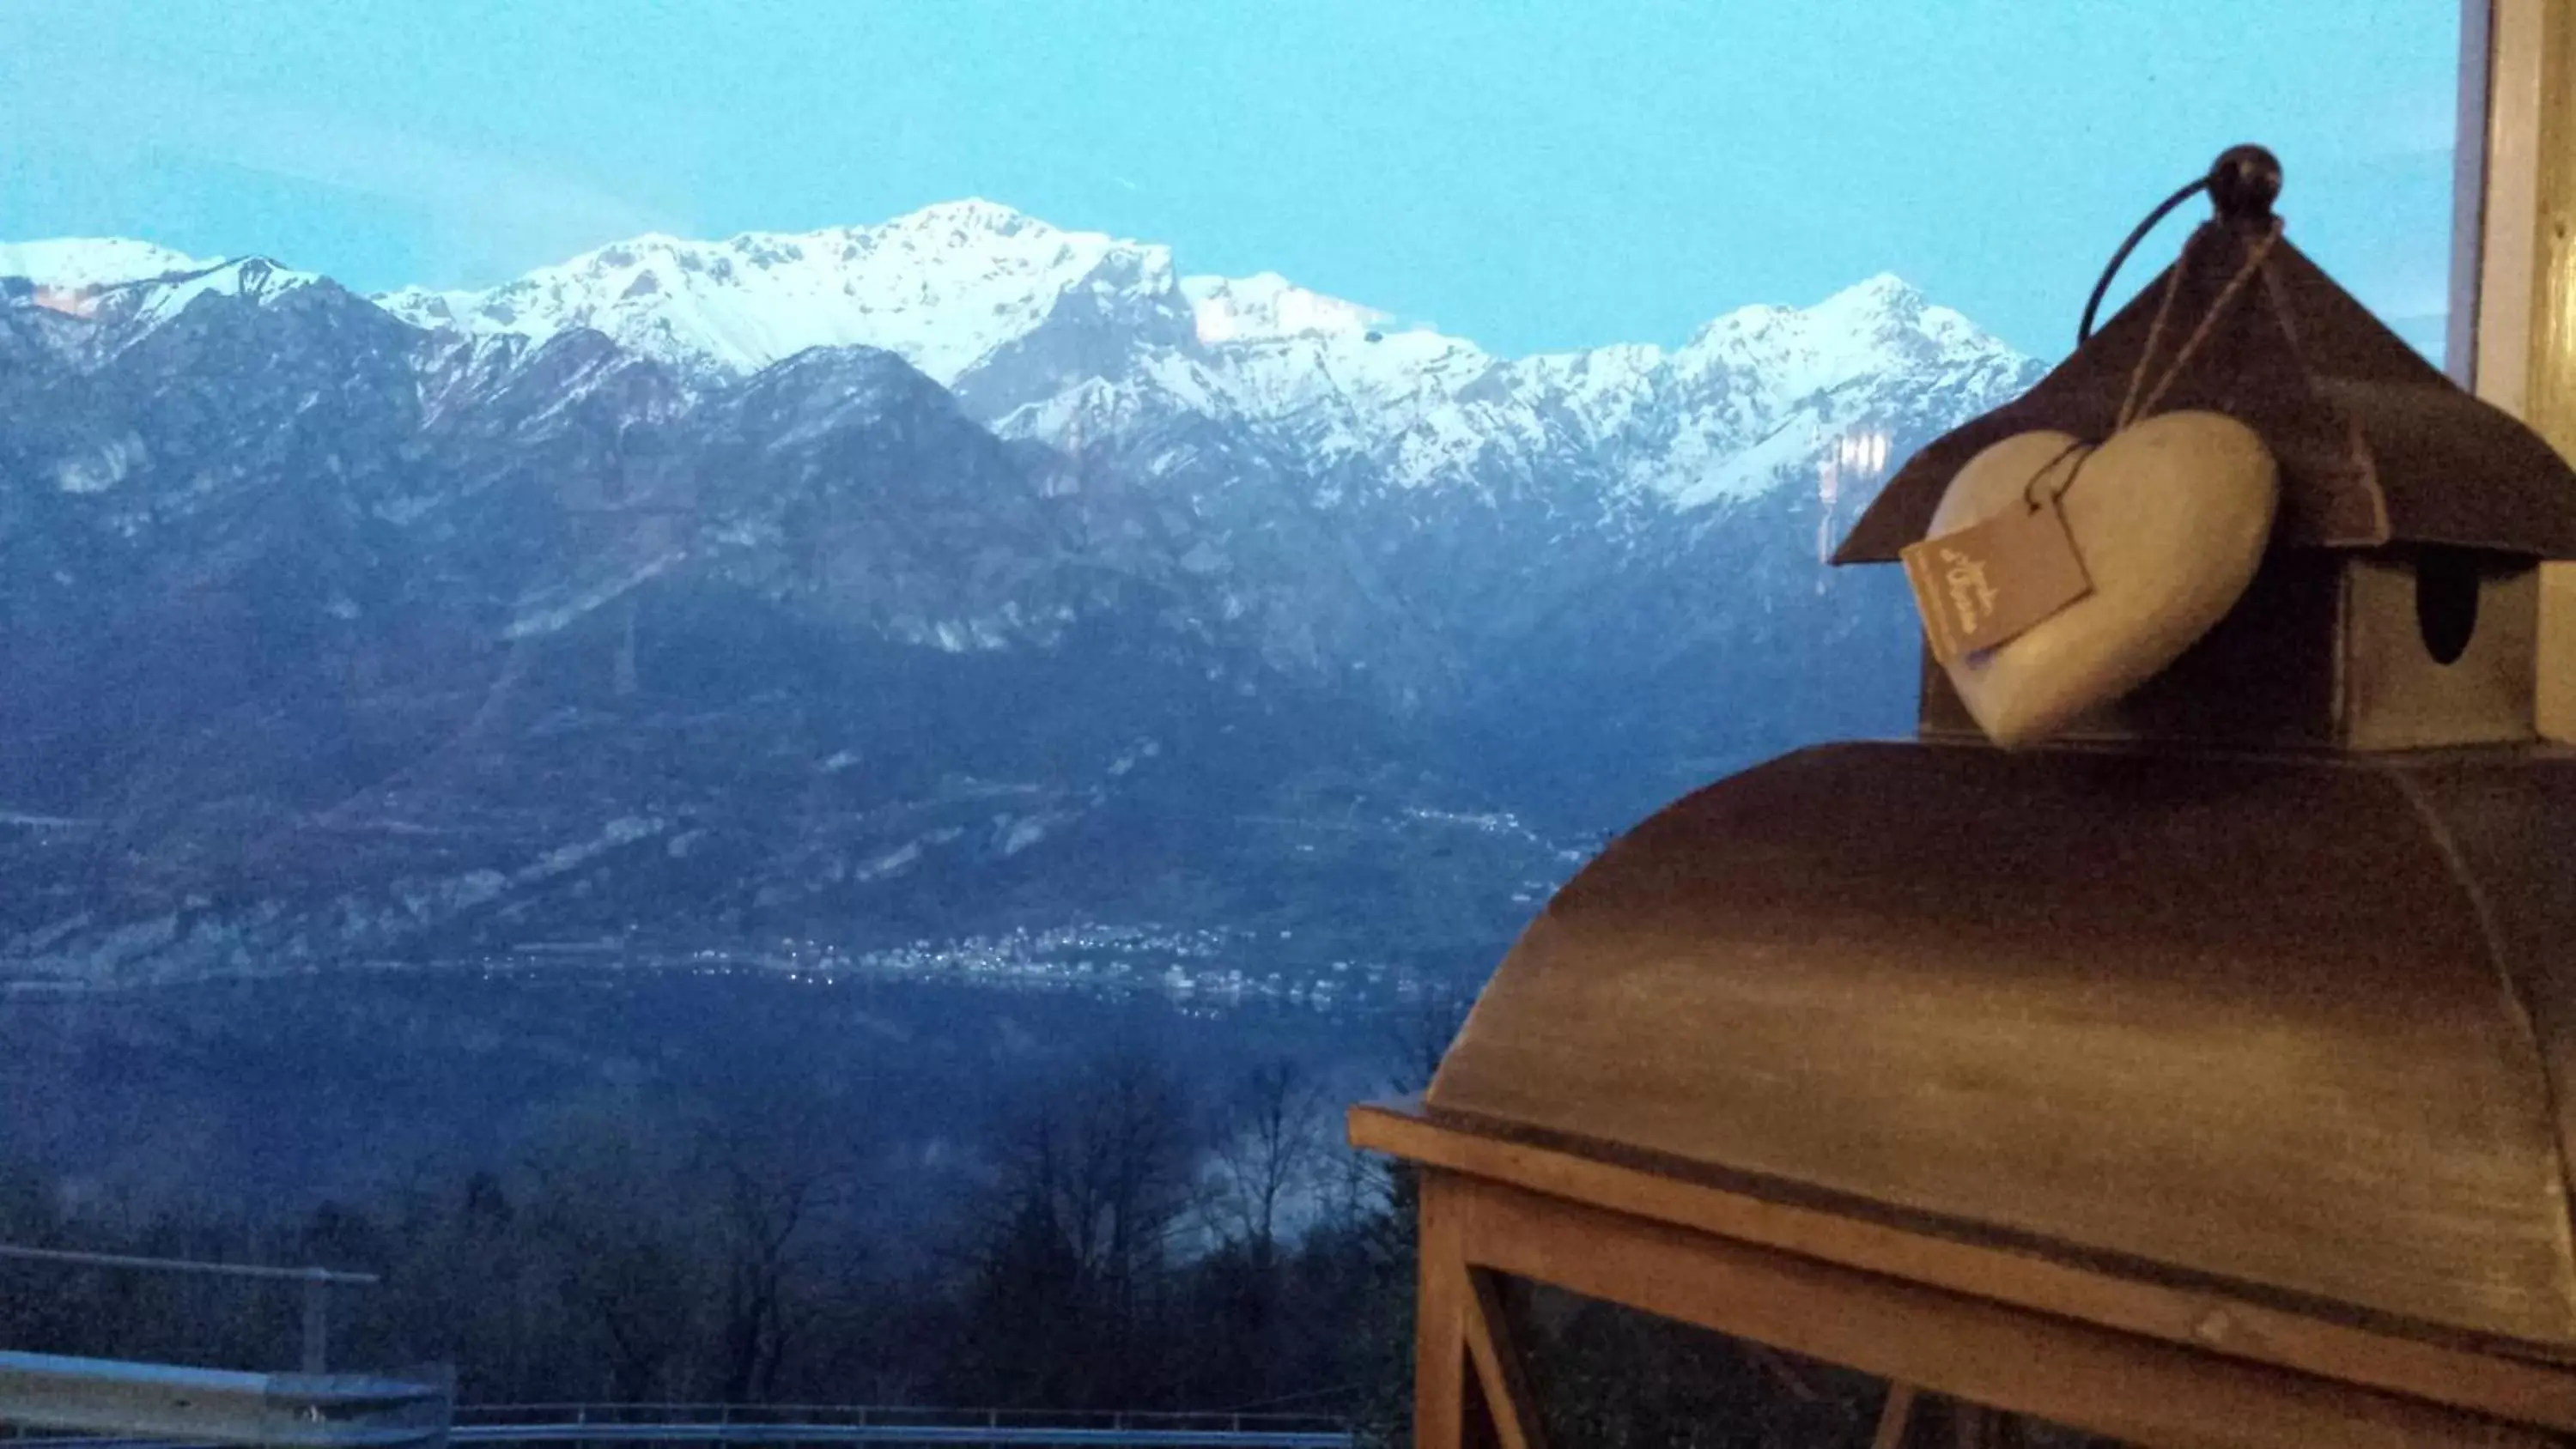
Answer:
[
  {"xmin": 1805, "ymin": 271, "xmax": 1952, "ymax": 339},
  {"xmin": 878, "ymin": 197, "xmax": 1051, "ymax": 238},
  {"xmin": 1826, "ymin": 270, "xmax": 1923, "ymax": 308},
  {"xmin": 374, "ymin": 203, "xmax": 1162, "ymax": 385},
  {"xmin": 1180, "ymin": 271, "xmax": 1388, "ymax": 345}
]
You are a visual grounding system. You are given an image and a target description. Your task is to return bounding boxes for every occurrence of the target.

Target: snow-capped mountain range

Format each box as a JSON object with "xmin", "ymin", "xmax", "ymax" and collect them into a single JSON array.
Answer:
[
  {"xmin": 0, "ymin": 203, "xmax": 2039, "ymax": 987},
  {"xmin": 15, "ymin": 200, "xmax": 2033, "ymax": 512},
  {"xmin": 372, "ymin": 200, "xmax": 2032, "ymax": 508}
]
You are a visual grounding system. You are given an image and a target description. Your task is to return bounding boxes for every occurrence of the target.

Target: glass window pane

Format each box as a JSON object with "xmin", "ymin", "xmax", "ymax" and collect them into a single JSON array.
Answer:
[{"xmin": 0, "ymin": 1, "xmax": 2460, "ymax": 1434}]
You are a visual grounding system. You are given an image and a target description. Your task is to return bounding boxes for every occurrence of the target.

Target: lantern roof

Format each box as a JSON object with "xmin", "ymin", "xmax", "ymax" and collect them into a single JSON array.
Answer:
[{"xmin": 1834, "ymin": 206, "xmax": 2576, "ymax": 564}]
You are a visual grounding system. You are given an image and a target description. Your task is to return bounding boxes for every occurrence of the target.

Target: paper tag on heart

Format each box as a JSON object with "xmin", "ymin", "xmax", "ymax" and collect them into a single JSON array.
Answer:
[{"xmin": 1899, "ymin": 498, "xmax": 2093, "ymax": 664}]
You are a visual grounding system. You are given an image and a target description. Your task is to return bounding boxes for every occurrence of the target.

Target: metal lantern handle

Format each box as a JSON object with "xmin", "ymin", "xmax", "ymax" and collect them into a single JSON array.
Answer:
[{"xmin": 2077, "ymin": 143, "xmax": 2283, "ymax": 345}]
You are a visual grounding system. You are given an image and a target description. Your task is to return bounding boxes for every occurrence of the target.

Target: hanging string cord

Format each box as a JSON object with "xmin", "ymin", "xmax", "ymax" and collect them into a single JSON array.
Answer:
[
  {"xmin": 2019, "ymin": 436, "xmax": 2097, "ymax": 512},
  {"xmin": 2117, "ymin": 220, "xmax": 2283, "ymax": 430},
  {"xmin": 2113, "ymin": 227, "xmax": 2202, "ymax": 431},
  {"xmin": 2254, "ymin": 248, "xmax": 2308, "ymax": 361}
]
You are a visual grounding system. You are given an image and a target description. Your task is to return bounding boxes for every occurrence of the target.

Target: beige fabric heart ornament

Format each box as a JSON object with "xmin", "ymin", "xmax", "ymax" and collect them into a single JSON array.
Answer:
[{"xmin": 1925, "ymin": 410, "xmax": 2278, "ymax": 748}]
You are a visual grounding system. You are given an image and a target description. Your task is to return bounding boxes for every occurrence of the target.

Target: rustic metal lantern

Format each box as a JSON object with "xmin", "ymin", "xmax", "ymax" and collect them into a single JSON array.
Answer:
[{"xmin": 1353, "ymin": 147, "xmax": 2576, "ymax": 1446}]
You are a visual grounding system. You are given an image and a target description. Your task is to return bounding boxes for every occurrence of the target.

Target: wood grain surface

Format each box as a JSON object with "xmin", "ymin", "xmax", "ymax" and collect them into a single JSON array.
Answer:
[{"xmin": 1426, "ymin": 743, "xmax": 2576, "ymax": 1351}]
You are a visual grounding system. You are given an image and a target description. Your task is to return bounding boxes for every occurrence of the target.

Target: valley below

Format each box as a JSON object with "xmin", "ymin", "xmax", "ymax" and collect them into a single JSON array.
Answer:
[{"xmin": 0, "ymin": 202, "xmax": 2002, "ymax": 1225}]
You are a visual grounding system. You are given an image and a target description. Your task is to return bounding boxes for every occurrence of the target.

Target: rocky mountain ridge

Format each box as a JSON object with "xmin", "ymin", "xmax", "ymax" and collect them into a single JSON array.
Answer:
[{"xmin": 0, "ymin": 210, "xmax": 2042, "ymax": 990}]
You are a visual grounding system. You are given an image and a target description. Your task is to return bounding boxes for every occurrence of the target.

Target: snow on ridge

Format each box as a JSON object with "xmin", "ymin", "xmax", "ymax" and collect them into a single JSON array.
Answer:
[
  {"xmin": 1, "ymin": 246, "xmax": 325, "ymax": 340},
  {"xmin": 374, "ymin": 199, "xmax": 1158, "ymax": 385},
  {"xmin": 1671, "ymin": 272, "xmax": 2016, "ymax": 410},
  {"xmin": 20, "ymin": 218, "xmax": 2020, "ymax": 415},
  {"xmin": 108, "ymin": 257, "xmax": 324, "ymax": 325},
  {"xmin": 0, "ymin": 238, "xmax": 216, "ymax": 292},
  {"xmin": 360, "ymin": 202, "xmax": 2026, "ymax": 488},
  {"xmin": 1167, "ymin": 263, "xmax": 2021, "ymax": 496},
  {"xmin": 1181, "ymin": 271, "xmax": 1386, "ymax": 345}
]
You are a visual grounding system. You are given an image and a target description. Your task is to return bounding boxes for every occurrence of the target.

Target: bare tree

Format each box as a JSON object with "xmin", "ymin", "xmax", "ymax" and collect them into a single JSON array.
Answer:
[
  {"xmin": 696, "ymin": 1133, "xmax": 851, "ymax": 1403},
  {"xmin": 950, "ymin": 1050, "xmax": 1202, "ymax": 1409},
  {"xmin": 1388, "ymin": 983, "xmax": 1475, "ymax": 1094},
  {"xmin": 515, "ymin": 1103, "xmax": 699, "ymax": 1402},
  {"xmin": 1205, "ymin": 1058, "xmax": 1329, "ymax": 1264}
]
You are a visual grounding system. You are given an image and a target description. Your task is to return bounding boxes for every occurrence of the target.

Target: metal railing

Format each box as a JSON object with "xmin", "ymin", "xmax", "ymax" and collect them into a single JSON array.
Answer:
[
  {"xmin": 4, "ymin": 1437, "xmax": 1346, "ymax": 1449},
  {"xmin": 0, "ymin": 1351, "xmax": 447, "ymax": 1449},
  {"xmin": 446, "ymin": 1405, "xmax": 1351, "ymax": 1447},
  {"xmin": 0, "ymin": 1257, "xmax": 1351, "ymax": 1449},
  {"xmin": 5, "ymin": 1410, "xmax": 1348, "ymax": 1449},
  {"xmin": 2, "ymin": 1388, "xmax": 1348, "ymax": 1449},
  {"xmin": 0, "ymin": 1246, "xmax": 379, "ymax": 1374}
]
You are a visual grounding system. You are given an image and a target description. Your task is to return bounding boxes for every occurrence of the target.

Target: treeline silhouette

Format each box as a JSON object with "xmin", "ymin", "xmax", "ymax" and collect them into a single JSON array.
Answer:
[
  {"xmin": 0, "ymin": 1004, "xmax": 1461, "ymax": 1440},
  {"xmin": 0, "ymin": 993, "xmax": 1953, "ymax": 1447}
]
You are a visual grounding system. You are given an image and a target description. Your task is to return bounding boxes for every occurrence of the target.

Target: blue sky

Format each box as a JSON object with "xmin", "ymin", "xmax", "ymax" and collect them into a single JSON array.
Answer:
[{"xmin": 2, "ymin": 0, "xmax": 2459, "ymax": 361}]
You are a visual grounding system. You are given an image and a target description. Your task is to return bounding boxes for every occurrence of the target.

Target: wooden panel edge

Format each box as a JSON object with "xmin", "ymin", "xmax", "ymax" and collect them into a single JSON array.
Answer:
[
  {"xmin": 1870, "ymin": 1382, "xmax": 1918, "ymax": 1449},
  {"xmin": 1452, "ymin": 1173, "xmax": 2550, "ymax": 1449},
  {"xmin": 1461, "ymin": 1269, "xmax": 1546, "ymax": 1449},
  {"xmin": 1415, "ymin": 1170, "xmax": 1469, "ymax": 1449},
  {"xmin": 2524, "ymin": 0, "xmax": 2576, "ymax": 742},
  {"xmin": 1346, "ymin": 1099, "xmax": 2576, "ymax": 1429}
]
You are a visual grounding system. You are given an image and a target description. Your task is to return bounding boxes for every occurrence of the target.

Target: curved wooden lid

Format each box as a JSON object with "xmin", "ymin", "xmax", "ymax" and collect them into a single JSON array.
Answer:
[{"xmin": 1426, "ymin": 742, "xmax": 2576, "ymax": 1354}]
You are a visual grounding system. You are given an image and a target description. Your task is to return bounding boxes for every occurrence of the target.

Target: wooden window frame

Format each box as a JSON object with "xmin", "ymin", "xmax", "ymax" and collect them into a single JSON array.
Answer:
[{"xmin": 2464, "ymin": 0, "xmax": 2576, "ymax": 738}]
